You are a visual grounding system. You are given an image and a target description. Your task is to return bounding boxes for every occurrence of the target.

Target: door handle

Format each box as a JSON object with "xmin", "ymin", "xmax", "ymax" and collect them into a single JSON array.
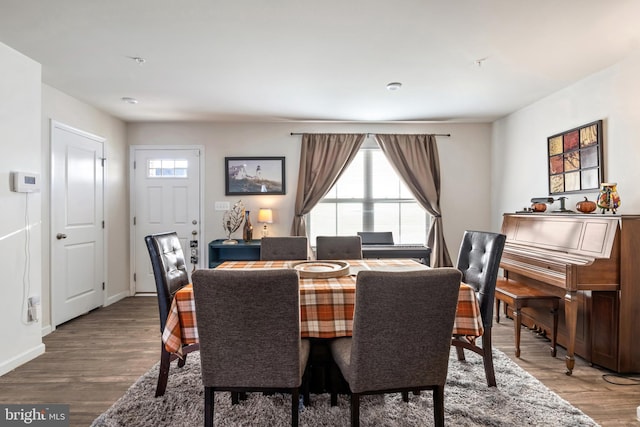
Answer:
[{"xmin": 56, "ymin": 233, "xmax": 67, "ymax": 240}]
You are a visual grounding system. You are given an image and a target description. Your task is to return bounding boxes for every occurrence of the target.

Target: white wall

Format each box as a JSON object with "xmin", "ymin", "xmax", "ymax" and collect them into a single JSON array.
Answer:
[
  {"xmin": 0, "ymin": 42, "xmax": 45, "ymax": 375},
  {"xmin": 127, "ymin": 121, "xmax": 493, "ymax": 265},
  {"xmin": 492, "ymin": 49, "xmax": 640, "ymax": 230},
  {"xmin": 0, "ymin": 43, "xmax": 128, "ymax": 374},
  {"xmin": 41, "ymin": 85, "xmax": 129, "ymax": 334}
]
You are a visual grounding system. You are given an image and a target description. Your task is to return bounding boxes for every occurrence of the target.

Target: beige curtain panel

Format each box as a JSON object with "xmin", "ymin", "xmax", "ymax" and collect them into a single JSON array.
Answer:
[
  {"xmin": 291, "ymin": 133, "xmax": 365, "ymax": 237},
  {"xmin": 374, "ymin": 134, "xmax": 452, "ymax": 267}
]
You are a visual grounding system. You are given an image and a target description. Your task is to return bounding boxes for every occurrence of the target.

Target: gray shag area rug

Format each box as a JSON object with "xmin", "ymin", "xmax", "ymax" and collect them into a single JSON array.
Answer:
[{"xmin": 91, "ymin": 348, "xmax": 598, "ymax": 426}]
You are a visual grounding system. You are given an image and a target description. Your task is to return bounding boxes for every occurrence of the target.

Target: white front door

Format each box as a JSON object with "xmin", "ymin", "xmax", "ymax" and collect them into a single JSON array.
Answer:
[
  {"xmin": 132, "ymin": 147, "xmax": 202, "ymax": 294},
  {"xmin": 51, "ymin": 121, "xmax": 105, "ymax": 326}
]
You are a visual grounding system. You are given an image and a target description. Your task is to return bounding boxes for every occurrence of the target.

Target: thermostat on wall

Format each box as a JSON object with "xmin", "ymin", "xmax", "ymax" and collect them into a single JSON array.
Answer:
[{"xmin": 10, "ymin": 171, "xmax": 40, "ymax": 193}]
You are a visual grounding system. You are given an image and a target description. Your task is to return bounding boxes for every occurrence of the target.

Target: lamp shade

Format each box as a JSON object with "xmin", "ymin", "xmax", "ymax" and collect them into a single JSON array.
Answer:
[{"xmin": 258, "ymin": 208, "xmax": 273, "ymax": 224}]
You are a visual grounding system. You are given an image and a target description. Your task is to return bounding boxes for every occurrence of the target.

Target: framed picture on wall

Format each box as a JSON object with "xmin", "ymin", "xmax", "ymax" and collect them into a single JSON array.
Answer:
[
  {"xmin": 225, "ymin": 156, "xmax": 286, "ymax": 195},
  {"xmin": 547, "ymin": 120, "xmax": 603, "ymax": 195}
]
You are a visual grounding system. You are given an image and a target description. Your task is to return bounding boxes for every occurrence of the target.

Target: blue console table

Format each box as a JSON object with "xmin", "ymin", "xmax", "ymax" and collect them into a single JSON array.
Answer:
[{"xmin": 208, "ymin": 239, "xmax": 261, "ymax": 267}]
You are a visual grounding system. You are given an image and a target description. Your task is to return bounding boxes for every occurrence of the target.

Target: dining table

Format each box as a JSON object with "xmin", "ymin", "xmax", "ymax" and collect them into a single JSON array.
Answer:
[{"xmin": 162, "ymin": 258, "xmax": 484, "ymax": 356}]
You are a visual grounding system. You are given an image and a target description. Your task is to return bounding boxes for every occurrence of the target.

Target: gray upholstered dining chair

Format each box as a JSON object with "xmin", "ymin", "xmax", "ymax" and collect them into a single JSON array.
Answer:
[
  {"xmin": 329, "ymin": 268, "xmax": 462, "ymax": 427},
  {"xmin": 316, "ymin": 235, "xmax": 362, "ymax": 260},
  {"xmin": 145, "ymin": 232, "xmax": 200, "ymax": 397},
  {"xmin": 260, "ymin": 236, "xmax": 309, "ymax": 260},
  {"xmin": 451, "ymin": 230, "xmax": 506, "ymax": 387},
  {"xmin": 192, "ymin": 268, "xmax": 311, "ymax": 427}
]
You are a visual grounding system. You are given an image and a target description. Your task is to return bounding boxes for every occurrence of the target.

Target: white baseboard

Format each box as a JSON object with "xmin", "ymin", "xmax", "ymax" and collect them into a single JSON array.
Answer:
[
  {"xmin": 105, "ymin": 290, "xmax": 130, "ymax": 307},
  {"xmin": 0, "ymin": 343, "xmax": 45, "ymax": 377},
  {"xmin": 41, "ymin": 324, "xmax": 52, "ymax": 336}
]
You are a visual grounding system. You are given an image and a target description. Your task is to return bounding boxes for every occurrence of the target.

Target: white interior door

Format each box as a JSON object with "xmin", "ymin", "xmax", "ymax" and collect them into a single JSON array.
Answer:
[
  {"xmin": 51, "ymin": 121, "xmax": 105, "ymax": 327},
  {"xmin": 132, "ymin": 147, "xmax": 202, "ymax": 294}
]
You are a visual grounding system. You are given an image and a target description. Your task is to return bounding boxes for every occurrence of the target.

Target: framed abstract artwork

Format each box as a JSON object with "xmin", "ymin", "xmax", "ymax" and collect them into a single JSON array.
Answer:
[
  {"xmin": 547, "ymin": 120, "xmax": 603, "ymax": 195},
  {"xmin": 225, "ymin": 156, "xmax": 286, "ymax": 195}
]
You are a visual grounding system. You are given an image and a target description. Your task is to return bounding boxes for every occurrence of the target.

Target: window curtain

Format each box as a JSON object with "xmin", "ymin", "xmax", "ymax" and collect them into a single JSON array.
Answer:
[
  {"xmin": 291, "ymin": 133, "xmax": 366, "ymax": 237},
  {"xmin": 374, "ymin": 134, "xmax": 452, "ymax": 267}
]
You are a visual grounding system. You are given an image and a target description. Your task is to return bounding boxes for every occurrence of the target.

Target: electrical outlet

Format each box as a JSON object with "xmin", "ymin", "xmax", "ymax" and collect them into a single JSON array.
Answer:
[{"xmin": 215, "ymin": 201, "xmax": 230, "ymax": 211}]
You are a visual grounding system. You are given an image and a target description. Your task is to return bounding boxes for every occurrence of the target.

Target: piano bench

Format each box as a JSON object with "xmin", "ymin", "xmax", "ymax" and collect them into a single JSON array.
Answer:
[{"xmin": 494, "ymin": 278, "xmax": 560, "ymax": 358}]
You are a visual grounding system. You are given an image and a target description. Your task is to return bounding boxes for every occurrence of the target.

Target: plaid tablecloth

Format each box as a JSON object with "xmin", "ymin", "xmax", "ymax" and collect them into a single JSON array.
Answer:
[{"xmin": 162, "ymin": 259, "xmax": 484, "ymax": 354}]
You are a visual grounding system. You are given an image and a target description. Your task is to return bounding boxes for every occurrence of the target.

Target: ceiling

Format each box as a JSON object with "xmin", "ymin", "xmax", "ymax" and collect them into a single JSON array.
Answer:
[{"xmin": 1, "ymin": 0, "xmax": 640, "ymax": 123}]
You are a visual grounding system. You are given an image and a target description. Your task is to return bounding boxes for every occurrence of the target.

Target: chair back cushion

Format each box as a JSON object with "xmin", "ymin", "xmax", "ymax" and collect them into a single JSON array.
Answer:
[
  {"xmin": 192, "ymin": 268, "xmax": 303, "ymax": 388},
  {"xmin": 456, "ymin": 230, "xmax": 506, "ymax": 327},
  {"xmin": 260, "ymin": 236, "xmax": 308, "ymax": 260},
  {"xmin": 347, "ymin": 268, "xmax": 462, "ymax": 393},
  {"xmin": 145, "ymin": 232, "xmax": 190, "ymax": 332},
  {"xmin": 357, "ymin": 231, "xmax": 394, "ymax": 245},
  {"xmin": 316, "ymin": 235, "xmax": 363, "ymax": 260}
]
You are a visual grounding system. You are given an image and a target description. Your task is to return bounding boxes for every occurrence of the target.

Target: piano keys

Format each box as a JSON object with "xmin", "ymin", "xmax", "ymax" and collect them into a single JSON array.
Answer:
[{"xmin": 499, "ymin": 213, "xmax": 640, "ymax": 374}]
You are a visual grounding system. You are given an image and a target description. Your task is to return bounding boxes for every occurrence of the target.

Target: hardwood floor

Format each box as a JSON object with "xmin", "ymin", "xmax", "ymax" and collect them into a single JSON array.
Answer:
[
  {"xmin": 0, "ymin": 297, "xmax": 160, "ymax": 427},
  {"xmin": 0, "ymin": 296, "xmax": 638, "ymax": 426},
  {"xmin": 492, "ymin": 320, "xmax": 640, "ymax": 426}
]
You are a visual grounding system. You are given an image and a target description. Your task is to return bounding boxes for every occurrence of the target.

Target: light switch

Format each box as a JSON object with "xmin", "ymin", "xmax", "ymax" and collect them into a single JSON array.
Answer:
[{"xmin": 215, "ymin": 201, "xmax": 230, "ymax": 211}]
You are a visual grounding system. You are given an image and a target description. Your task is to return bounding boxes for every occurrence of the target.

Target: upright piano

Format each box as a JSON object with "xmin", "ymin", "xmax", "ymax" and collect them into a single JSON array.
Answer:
[{"xmin": 499, "ymin": 213, "xmax": 640, "ymax": 374}]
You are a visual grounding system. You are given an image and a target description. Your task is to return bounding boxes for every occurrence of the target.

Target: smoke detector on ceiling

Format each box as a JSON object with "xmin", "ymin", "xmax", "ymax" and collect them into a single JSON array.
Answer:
[{"xmin": 386, "ymin": 82, "xmax": 402, "ymax": 91}]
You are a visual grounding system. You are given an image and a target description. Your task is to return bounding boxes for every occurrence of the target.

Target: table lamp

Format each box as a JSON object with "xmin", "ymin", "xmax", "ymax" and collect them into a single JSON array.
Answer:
[{"xmin": 258, "ymin": 208, "xmax": 273, "ymax": 237}]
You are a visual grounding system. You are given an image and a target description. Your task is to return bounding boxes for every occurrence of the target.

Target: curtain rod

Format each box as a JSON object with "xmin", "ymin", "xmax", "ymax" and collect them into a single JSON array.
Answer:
[{"xmin": 290, "ymin": 132, "xmax": 451, "ymax": 137}]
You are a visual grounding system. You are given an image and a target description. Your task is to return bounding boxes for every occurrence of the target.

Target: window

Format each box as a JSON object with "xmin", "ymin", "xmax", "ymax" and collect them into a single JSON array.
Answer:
[
  {"xmin": 308, "ymin": 140, "xmax": 429, "ymax": 245},
  {"xmin": 147, "ymin": 159, "xmax": 188, "ymax": 178}
]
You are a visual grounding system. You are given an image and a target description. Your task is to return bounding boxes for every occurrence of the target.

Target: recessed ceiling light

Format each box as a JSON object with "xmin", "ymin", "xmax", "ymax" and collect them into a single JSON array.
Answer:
[
  {"xmin": 474, "ymin": 57, "xmax": 488, "ymax": 68},
  {"xmin": 121, "ymin": 97, "xmax": 138, "ymax": 104},
  {"xmin": 386, "ymin": 82, "xmax": 402, "ymax": 91},
  {"xmin": 128, "ymin": 56, "xmax": 146, "ymax": 64}
]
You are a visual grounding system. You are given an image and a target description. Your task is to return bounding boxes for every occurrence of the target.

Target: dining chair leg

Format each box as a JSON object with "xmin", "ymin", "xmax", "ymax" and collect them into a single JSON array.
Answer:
[
  {"xmin": 177, "ymin": 352, "xmax": 187, "ymax": 368},
  {"xmin": 329, "ymin": 361, "xmax": 339, "ymax": 406},
  {"xmin": 155, "ymin": 344, "xmax": 171, "ymax": 397},
  {"xmin": 433, "ymin": 385, "xmax": 445, "ymax": 427},
  {"xmin": 401, "ymin": 391, "xmax": 409, "ymax": 402},
  {"xmin": 303, "ymin": 387, "xmax": 310, "ymax": 407},
  {"xmin": 291, "ymin": 388, "xmax": 299, "ymax": 427},
  {"xmin": 350, "ymin": 393, "xmax": 360, "ymax": 427},
  {"xmin": 204, "ymin": 387, "xmax": 214, "ymax": 427},
  {"xmin": 482, "ymin": 329, "xmax": 497, "ymax": 387},
  {"xmin": 455, "ymin": 345, "xmax": 466, "ymax": 361},
  {"xmin": 302, "ymin": 370, "xmax": 310, "ymax": 406}
]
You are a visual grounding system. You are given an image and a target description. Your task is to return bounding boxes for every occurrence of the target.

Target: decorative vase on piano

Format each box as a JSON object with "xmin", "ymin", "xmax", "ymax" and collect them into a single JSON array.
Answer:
[
  {"xmin": 243, "ymin": 210, "xmax": 253, "ymax": 242},
  {"xmin": 596, "ymin": 183, "xmax": 621, "ymax": 214}
]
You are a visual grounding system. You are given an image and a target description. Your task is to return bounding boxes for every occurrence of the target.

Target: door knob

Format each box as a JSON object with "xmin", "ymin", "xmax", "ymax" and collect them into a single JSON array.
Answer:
[{"xmin": 56, "ymin": 233, "xmax": 67, "ymax": 240}]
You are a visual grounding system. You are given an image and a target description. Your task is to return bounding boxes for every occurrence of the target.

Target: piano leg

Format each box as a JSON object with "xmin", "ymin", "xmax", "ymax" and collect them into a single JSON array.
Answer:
[
  {"xmin": 550, "ymin": 304, "xmax": 559, "ymax": 358},
  {"xmin": 563, "ymin": 291, "xmax": 578, "ymax": 375}
]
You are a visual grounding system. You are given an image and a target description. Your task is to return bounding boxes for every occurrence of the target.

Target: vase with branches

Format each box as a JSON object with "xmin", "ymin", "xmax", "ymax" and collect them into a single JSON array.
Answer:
[{"xmin": 222, "ymin": 200, "xmax": 245, "ymax": 244}]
